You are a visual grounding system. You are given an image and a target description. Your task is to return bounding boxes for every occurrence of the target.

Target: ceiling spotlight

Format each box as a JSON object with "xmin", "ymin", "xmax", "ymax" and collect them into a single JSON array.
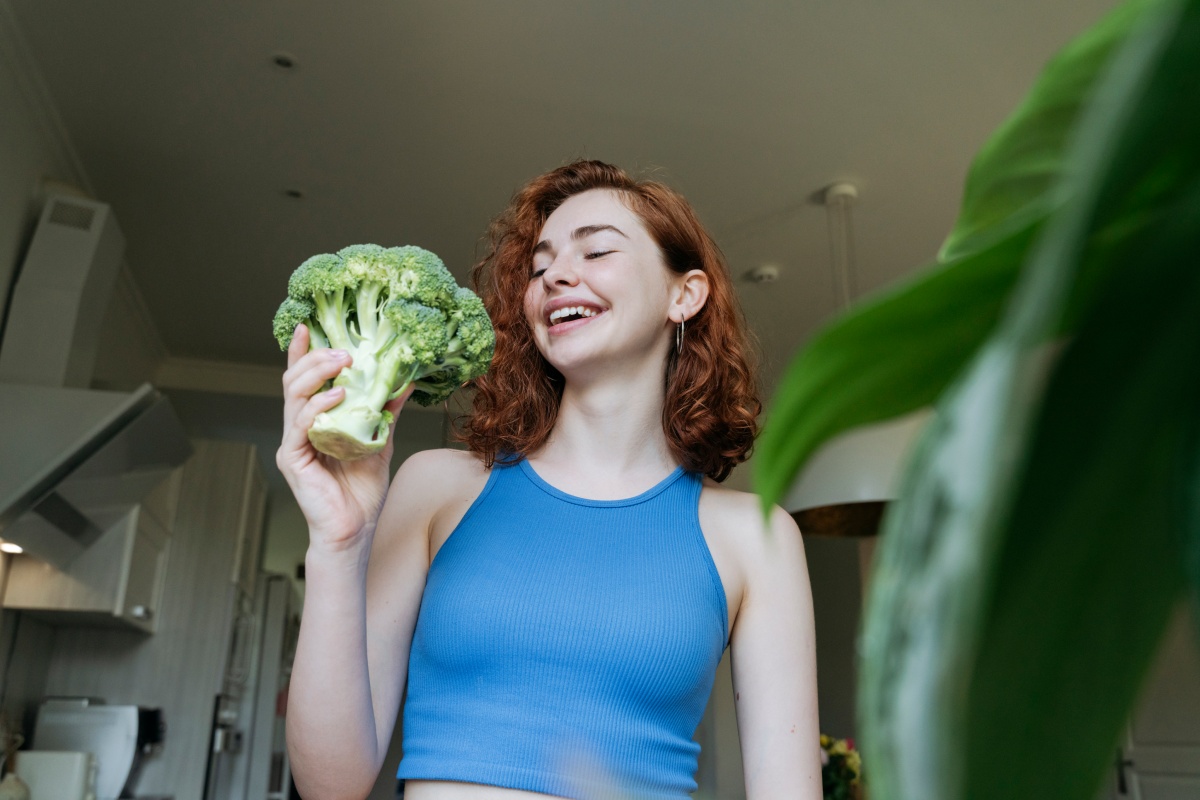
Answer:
[
  {"xmin": 0, "ymin": 541, "xmax": 23, "ymax": 554},
  {"xmin": 745, "ymin": 264, "xmax": 780, "ymax": 284},
  {"xmin": 272, "ymin": 52, "xmax": 296, "ymax": 69}
]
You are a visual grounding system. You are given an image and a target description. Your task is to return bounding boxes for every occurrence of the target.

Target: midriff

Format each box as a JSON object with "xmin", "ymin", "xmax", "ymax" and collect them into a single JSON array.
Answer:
[{"xmin": 404, "ymin": 780, "xmax": 565, "ymax": 800}]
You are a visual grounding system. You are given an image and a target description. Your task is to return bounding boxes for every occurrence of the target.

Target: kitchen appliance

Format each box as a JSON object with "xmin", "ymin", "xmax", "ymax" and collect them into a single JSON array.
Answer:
[
  {"xmin": 33, "ymin": 698, "xmax": 164, "ymax": 800},
  {"xmin": 0, "ymin": 195, "xmax": 191, "ymax": 568},
  {"xmin": 203, "ymin": 575, "xmax": 301, "ymax": 800},
  {"xmin": 12, "ymin": 750, "xmax": 95, "ymax": 800}
]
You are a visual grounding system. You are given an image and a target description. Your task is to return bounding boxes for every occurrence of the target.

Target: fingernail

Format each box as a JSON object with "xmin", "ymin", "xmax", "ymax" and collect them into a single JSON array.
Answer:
[
  {"xmin": 294, "ymin": 323, "xmax": 304, "ymax": 335},
  {"xmin": 331, "ymin": 349, "xmax": 349, "ymax": 360}
]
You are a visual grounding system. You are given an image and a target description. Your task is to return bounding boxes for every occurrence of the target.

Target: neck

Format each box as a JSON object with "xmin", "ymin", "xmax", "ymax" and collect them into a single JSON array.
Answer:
[{"xmin": 533, "ymin": 352, "xmax": 677, "ymax": 486}]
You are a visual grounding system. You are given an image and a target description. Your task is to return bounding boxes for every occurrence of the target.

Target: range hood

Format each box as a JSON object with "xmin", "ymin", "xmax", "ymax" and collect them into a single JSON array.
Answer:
[{"xmin": 0, "ymin": 195, "xmax": 192, "ymax": 568}]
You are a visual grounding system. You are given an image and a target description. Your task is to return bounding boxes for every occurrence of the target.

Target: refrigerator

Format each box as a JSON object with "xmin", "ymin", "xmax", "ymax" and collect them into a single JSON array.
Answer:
[{"xmin": 203, "ymin": 574, "xmax": 301, "ymax": 800}]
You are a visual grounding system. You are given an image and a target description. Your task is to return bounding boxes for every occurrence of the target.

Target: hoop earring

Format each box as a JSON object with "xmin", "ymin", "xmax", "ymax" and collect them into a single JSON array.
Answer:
[{"xmin": 675, "ymin": 318, "xmax": 685, "ymax": 355}]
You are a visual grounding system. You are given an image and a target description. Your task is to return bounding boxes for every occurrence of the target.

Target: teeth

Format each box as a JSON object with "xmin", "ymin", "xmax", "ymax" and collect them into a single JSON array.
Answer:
[{"xmin": 549, "ymin": 306, "xmax": 599, "ymax": 325}]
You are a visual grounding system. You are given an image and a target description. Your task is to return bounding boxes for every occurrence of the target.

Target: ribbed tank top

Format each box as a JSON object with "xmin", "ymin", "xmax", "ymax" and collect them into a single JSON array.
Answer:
[{"xmin": 397, "ymin": 459, "xmax": 729, "ymax": 799}]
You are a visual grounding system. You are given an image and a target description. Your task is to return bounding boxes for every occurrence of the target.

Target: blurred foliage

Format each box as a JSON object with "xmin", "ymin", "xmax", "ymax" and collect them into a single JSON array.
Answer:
[{"xmin": 756, "ymin": 0, "xmax": 1200, "ymax": 798}]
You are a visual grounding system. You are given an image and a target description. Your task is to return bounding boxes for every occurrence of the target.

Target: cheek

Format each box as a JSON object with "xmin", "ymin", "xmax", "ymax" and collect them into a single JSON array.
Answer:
[{"xmin": 523, "ymin": 285, "xmax": 542, "ymax": 329}]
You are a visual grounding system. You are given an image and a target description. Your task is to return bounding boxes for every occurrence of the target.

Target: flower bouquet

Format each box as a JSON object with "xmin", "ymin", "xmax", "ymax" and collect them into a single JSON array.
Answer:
[{"xmin": 820, "ymin": 734, "xmax": 863, "ymax": 800}]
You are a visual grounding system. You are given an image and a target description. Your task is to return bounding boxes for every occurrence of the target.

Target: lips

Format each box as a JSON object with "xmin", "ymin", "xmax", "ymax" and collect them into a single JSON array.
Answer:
[
  {"xmin": 548, "ymin": 305, "xmax": 601, "ymax": 326},
  {"xmin": 542, "ymin": 298, "xmax": 607, "ymax": 328}
]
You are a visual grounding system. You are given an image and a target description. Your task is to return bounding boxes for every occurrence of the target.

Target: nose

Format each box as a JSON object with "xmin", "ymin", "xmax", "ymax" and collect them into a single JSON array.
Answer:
[{"xmin": 541, "ymin": 254, "xmax": 580, "ymax": 287}]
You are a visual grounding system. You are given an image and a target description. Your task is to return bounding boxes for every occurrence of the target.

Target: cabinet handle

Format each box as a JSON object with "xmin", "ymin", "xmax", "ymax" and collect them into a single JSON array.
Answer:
[{"xmin": 130, "ymin": 605, "xmax": 154, "ymax": 621}]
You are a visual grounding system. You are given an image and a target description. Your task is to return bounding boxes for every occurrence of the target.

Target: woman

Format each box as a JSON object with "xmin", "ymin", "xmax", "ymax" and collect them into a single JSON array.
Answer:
[{"xmin": 280, "ymin": 161, "xmax": 820, "ymax": 800}]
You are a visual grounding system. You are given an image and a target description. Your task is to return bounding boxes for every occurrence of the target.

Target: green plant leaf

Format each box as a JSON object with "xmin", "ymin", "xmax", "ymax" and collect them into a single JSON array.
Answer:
[
  {"xmin": 963, "ymin": 177, "xmax": 1200, "ymax": 800},
  {"xmin": 752, "ymin": 221, "xmax": 1037, "ymax": 510},
  {"xmin": 859, "ymin": 2, "xmax": 1200, "ymax": 799},
  {"xmin": 753, "ymin": 0, "xmax": 1154, "ymax": 512},
  {"xmin": 752, "ymin": 200, "xmax": 1163, "ymax": 513},
  {"xmin": 940, "ymin": 0, "xmax": 1151, "ymax": 262}
]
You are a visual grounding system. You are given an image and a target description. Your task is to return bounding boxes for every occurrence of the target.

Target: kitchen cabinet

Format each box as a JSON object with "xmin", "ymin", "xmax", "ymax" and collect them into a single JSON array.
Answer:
[
  {"xmin": 3, "ymin": 502, "xmax": 171, "ymax": 633},
  {"xmin": 39, "ymin": 439, "xmax": 268, "ymax": 800}
]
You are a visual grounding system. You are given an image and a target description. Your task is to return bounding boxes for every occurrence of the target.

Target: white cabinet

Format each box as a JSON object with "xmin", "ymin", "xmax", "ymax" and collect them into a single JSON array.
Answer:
[
  {"xmin": 41, "ymin": 439, "xmax": 268, "ymax": 800},
  {"xmin": 3, "ymin": 503, "xmax": 170, "ymax": 633}
]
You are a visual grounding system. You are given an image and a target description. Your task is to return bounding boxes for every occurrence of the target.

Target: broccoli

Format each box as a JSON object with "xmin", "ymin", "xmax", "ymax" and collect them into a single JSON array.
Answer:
[
  {"xmin": 273, "ymin": 244, "xmax": 495, "ymax": 461},
  {"xmin": 409, "ymin": 287, "xmax": 495, "ymax": 404}
]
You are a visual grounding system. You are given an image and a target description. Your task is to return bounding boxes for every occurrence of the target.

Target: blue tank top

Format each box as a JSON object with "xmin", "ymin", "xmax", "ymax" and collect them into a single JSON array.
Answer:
[{"xmin": 397, "ymin": 459, "xmax": 729, "ymax": 799}]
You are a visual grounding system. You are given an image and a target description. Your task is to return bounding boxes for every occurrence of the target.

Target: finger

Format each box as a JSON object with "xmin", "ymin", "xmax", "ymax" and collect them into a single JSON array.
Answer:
[
  {"xmin": 280, "ymin": 349, "xmax": 349, "ymax": 448},
  {"xmin": 286, "ymin": 324, "xmax": 309, "ymax": 370},
  {"xmin": 281, "ymin": 355, "xmax": 348, "ymax": 438},
  {"xmin": 283, "ymin": 349, "xmax": 352, "ymax": 410},
  {"xmin": 280, "ymin": 385, "xmax": 345, "ymax": 461}
]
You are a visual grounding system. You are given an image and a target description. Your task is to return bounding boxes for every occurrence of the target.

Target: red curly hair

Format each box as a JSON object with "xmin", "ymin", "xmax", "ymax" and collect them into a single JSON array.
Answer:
[{"xmin": 460, "ymin": 160, "xmax": 761, "ymax": 482}]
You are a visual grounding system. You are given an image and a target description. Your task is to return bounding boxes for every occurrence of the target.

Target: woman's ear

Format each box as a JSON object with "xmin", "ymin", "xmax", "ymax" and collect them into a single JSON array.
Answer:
[{"xmin": 671, "ymin": 269, "xmax": 710, "ymax": 323}]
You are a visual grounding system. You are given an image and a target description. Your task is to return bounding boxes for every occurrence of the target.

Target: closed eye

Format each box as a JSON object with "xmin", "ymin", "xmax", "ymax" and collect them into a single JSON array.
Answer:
[{"xmin": 531, "ymin": 251, "xmax": 611, "ymax": 278}]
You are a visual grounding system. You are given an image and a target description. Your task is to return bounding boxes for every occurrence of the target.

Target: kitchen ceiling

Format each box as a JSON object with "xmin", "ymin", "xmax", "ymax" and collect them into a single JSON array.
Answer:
[{"xmin": 7, "ymin": 0, "xmax": 1118, "ymax": 397}]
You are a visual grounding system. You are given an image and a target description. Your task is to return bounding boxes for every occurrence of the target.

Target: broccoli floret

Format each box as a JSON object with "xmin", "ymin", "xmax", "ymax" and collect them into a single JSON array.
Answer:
[
  {"xmin": 388, "ymin": 245, "xmax": 457, "ymax": 311},
  {"xmin": 273, "ymin": 297, "xmax": 329, "ymax": 350},
  {"xmin": 285, "ymin": 253, "xmax": 356, "ymax": 351},
  {"xmin": 272, "ymin": 244, "xmax": 495, "ymax": 460},
  {"xmin": 409, "ymin": 287, "xmax": 496, "ymax": 405},
  {"xmin": 409, "ymin": 367, "xmax": 462, "ymax": 407},
  {"xmin": 444, "ymin": 287, "xmax": 495, "ymax": 381}
]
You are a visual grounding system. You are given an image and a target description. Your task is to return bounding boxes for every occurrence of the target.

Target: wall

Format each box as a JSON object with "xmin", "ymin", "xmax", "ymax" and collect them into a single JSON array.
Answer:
[
  {"xmin": 0, "ymin": 1, "xmax": 163, "ymax": 391},
  {"xmin": 0, "ymin": 1, "xmax": 89, "ymax": 334},
  {"xmin": 805, "ymin": 537, "xmax": 864, "ymax": 739},
  {"xmin": 0, "ymin": 1, "xmax": 168, "ymax": 753},
  {"xmin": 0, "ymin": 1, "xmax": 82, "ymax": 742}
]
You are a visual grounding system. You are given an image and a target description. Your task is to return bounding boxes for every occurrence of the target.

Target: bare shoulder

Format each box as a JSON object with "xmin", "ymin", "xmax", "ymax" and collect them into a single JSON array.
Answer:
[
  {"xmin": 698, "ymin": 479, "xmax": 801, "ymax": 557},
  {"xmin": 396, "ymin": 447, "xmax": 491, "ymax": 489},
  {"xmin": 697, "ymin": 481, "xmax": 804, "ymax": 625},
  {"xmin": 384, "ymin": 448, "xmax": 492, "ymax": 559},
  {"xmin": 385, "ymin": 448, "xmax": 489, "ymax": 517}
]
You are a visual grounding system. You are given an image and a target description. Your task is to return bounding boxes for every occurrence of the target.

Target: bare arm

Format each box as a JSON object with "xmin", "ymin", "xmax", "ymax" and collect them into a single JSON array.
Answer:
[
  {"xmin": 286, "ymin": 453, "xmax": 437, "ymax": 799},
  {"xmin": 730, "ymin": 505, "xmax": 822, "ymax": 800},
  {"xmin": 275, "ymin": 326, "xmax": 443, "ymax": 799}
]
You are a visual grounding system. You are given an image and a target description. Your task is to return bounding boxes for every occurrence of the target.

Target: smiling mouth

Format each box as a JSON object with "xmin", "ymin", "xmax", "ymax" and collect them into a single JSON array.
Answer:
[{"xmin": 548, "ymin": 306, "xmax": 603, "ymax": 326}]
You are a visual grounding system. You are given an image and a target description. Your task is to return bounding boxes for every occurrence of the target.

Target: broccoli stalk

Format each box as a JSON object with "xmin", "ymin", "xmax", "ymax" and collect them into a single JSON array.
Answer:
[{"xmin": 273, "ymin": 244, "xmax": 494, "ymax": 461}]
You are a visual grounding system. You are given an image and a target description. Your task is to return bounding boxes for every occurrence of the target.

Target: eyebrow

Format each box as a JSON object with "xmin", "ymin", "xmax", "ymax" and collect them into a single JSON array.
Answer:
[{"xmin": 533, "ymin": 224, "xmax": 628, "ymax": 255}]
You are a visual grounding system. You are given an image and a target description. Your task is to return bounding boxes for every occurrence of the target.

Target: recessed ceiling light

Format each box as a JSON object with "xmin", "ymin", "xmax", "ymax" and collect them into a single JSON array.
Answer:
[
  {"xmin": 744, "ymin": 264, "xmax": 780, "ymax": 284},
  {"xmin": 272, "ymin": 52, "xmax": 296, "ymax": 69},
  {"xmin": 284, "ymin": 189, "xmax": 304, "ymax": 199},
  {"xmin": 0, "ymin": 541, "xmax": 23, "ymax": 554}
]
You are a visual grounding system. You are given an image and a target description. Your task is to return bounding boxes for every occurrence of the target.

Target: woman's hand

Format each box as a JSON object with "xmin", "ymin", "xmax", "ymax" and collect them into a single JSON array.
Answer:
[{"xmin": 276, "ymin": 324, "xmax": 412, "ymax": 552}]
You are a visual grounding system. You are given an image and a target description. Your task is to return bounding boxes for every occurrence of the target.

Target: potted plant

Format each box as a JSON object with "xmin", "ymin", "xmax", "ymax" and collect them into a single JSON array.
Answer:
[{"xmin": 756, "ymin": 1, "xmax": 1200, "ymax": 798}]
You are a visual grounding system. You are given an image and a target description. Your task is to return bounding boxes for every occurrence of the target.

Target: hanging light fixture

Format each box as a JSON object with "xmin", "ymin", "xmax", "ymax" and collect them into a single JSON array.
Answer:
[{"xmin": 784, "ymin": 183, "xmax": 930, "ymax": 538}]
